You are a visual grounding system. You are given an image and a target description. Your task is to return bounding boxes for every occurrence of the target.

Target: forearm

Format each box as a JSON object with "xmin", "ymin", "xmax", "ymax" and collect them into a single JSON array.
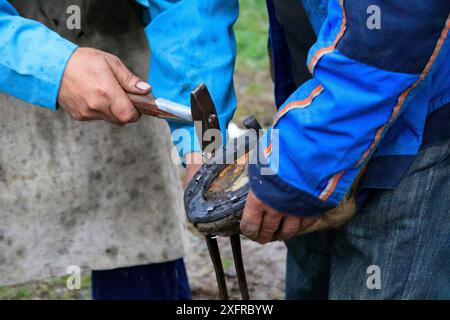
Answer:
[{"xmin": 0, "ymin": 0, "xmax": 78, "ymax": 110}]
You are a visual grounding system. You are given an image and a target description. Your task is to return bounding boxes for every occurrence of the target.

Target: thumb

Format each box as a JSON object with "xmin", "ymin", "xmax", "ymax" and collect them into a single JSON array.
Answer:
[{"xmin": 106, "ymin": 55, "xmax": 152, "ymax": 94}]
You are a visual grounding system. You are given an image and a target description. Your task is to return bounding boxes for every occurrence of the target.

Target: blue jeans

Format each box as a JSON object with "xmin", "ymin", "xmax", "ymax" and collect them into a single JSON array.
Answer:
[
  {"xmin": 92, "ymin": 259, "xmax": 191, "ymax": 300},
  {"xmin": 286, "ymin": 139, "xmax": 450, "ymax": 299}
]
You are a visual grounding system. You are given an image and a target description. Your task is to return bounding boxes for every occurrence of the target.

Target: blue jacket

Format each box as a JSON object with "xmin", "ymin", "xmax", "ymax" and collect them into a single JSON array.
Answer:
[{"xmin": 249, "ymin": 0, "xmax": 450, "ymax": 216}]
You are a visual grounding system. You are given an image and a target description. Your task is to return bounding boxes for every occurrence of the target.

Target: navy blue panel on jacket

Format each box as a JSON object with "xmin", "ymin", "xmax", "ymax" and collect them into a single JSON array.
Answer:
[
  {"xmin": 356, "ymin": 103, "xmax": 450, "ymax": 210},
  {"xmin": 337, "ymin": 0, "xmax": 450, "ymax": 74}
]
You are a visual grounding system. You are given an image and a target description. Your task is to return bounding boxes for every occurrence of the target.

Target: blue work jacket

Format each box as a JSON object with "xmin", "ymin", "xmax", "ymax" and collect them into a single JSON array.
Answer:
[{"xmin": 249, "ymin": 0, "xmax": 450, "ymax": 216}]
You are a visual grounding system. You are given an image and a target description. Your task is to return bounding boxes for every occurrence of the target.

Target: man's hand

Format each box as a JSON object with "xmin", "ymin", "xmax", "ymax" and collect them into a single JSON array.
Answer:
[
  {"xmin": 240, "ymin": 190, "xmax": 318, "ymax": 244},
  {"xmin": 183, "ymin": 152, "xmax": 203, "ymax": 189},
  {"xmin": 58, "ymin": 47, "xmax": 152, "ymax": 125}
]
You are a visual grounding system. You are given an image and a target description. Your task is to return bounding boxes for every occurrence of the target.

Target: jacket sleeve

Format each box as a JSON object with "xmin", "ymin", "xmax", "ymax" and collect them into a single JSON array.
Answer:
[
  {"xmin": 0, "ymin": 0, "xmax": 78, "ymax": 110},
  {"xmin": 145, "ymin": 0, "xmax": 238, "ymax": 162},
  {"xmin": 249, "ymin": 0, "xmax": 450, "ymax": 216}
]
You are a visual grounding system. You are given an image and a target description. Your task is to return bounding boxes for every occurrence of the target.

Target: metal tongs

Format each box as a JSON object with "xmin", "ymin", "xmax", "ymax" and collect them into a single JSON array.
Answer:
[{"xmin": 190, "ymin": 84, "xmax": 250, "ymax": 300}]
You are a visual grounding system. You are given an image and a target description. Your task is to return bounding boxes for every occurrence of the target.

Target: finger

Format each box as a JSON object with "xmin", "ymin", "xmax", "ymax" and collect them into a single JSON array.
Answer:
[
  {"xmin": 86, "ymin": 109, "xmax": 111, "ymax": 122},
  {"xmin": 68, "ymin": 104, "xmax": 105, "ymax": 122},
  {"xmin": 275, "ymin": 214, "xmax": 302, "ymax": 241},
  {"xmin": 73, "ymin": 110, "xmax": 103, "ymax": 122},
  {"xmin": 299, "ymin": 217, "xmax": 319, "ymax": 232},
  {"xmin": 102, "ymin": 105, "xmax": 124, "ymax": 125},
  {"xmin": 87, "ymin": 98, "xmax": 122, "ymax": 125},
  {"xmin": 106, "ymin": 55, "xmax": 151, "ymax": 94},
  {"xmin": 240, "ymin": 191, "xmax": 265, "ymax": 240},
  {"xmin": 256, "ymin": 208, "xmax": 283, "ymax": 244},
  {"xmin": 110, "ymin": 87, "xmax": 141, "ymax": 124}
]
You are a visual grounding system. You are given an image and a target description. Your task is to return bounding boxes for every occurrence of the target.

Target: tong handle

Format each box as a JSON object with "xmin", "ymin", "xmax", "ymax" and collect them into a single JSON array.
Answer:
[
  {"xmin": 205, "ymin": 235, "xmax": 229, "ymax": 300},
  {"xmin": 230, "ymin": 234, "xmax": 250, "ymax": 300}
]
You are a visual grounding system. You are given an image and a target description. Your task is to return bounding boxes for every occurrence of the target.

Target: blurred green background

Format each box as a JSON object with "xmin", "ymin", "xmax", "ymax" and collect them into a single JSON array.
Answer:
[{"xmin": 235, "ymin": 0, "xmax": 269, "ymax": 70}]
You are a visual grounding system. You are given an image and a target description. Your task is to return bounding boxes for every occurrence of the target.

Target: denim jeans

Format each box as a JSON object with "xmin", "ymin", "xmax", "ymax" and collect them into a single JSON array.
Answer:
[{"xmin": 285, "ymin": 139, "xmax": 450, "ymax": 299}]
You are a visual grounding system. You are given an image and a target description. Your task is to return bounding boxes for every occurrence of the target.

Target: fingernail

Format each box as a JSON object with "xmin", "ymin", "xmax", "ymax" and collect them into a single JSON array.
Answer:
[{"xmin": 136, "ymin": 81, "xmax": 151, "ymax": 91}]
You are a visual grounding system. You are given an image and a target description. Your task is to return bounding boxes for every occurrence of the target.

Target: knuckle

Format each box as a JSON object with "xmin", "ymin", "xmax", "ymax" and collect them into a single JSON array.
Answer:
[
  {"xmin": 242, "ymin": 229, "xmax": 254, "ymax": 238},
  {"xmin": 241, "ymin": 229, "xmax": 255, "ymax": 240},
  {"xmin": 127, "ymin": 114, "xmax": 139, "ymax": 123},
  {"xmin": 87, "ymin": 102, "xmax": 101, "ymax": 112},
  {"xmin": 110, "ymin": 55, "xmax": 122, "ymax": 67},
  {"xmin": 282, "ymin": 228, "xmax": 298, "ymax": 236},
  {"xmin": 263, "ymin": 211, "xmax": 281, "ymax": 222},
  {"xmin": 117, "ymin": 110, "xmax": 137, "ymax": 123},
  {"xmin": 260, "ymin": 223, "xmax": 278, "ymax": 233},
  {"xmin": 74, "ymin": 113, "xmax": 87, "ymax": 121},
  {"xmin": 247, "ymin": 234, "xmax": 259, "ymax": 242},
  {"xmin": 240, "ymin": 221, "xmax": 259, "ymax": 237},
  {"xmin": 95, "ymin": 88, "xmax": 109, "ymax": 100},
  {"xmin": 247, "ymin": 215, "xmax": 262, "ymax": 225},
  {"xmin": 278, "ymin": 231, "xmax": 294, "ymax": 241},
  {"xmin": 78, "ymin": 110, "xmax": 91, "ymax": 120},
  {"xmin": 87, "ymin": 96, "xmax": 107, "ymax": 112},
  {"xmin": 121, "ymin": 70, "xmax": 138, "ymax": 85}
]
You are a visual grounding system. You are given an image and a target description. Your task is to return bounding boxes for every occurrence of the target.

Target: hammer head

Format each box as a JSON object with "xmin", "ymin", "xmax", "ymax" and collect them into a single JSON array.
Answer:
[{"xmin": 190, "ymin": 83, "xmax": 222, "ymax": 152}]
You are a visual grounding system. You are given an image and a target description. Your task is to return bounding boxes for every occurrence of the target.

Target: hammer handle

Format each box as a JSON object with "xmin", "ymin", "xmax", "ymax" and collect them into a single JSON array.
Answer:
[{"xmin": 128, "ymin": 93, "xmax": 181, "ymax": 121}]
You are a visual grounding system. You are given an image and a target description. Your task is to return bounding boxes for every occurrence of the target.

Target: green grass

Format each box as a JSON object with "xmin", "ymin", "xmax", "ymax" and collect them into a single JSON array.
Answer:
[
  {"xmin": 0, "ymin": 275, "xmax": 91, "ymax": 300},
  {"xmin": 235, "ymin": 0, "xmax": 269, "ymax": 70},
  {"xmin": 245, "ymin": 83, "xmax": 266, "ymax": 95},
  {"xmin": 0, "ymin": 287, "xmax": 32, "ymax": 300},
  {"xmin": 222, "ymin": 258, "xmax": 233, "ymax": 271}
]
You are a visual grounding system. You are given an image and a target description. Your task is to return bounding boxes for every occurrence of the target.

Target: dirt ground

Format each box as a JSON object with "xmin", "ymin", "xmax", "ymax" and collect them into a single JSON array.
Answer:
[{"xmin": 185, "ymin": 227, "xmax": 286, "ymax": 300}]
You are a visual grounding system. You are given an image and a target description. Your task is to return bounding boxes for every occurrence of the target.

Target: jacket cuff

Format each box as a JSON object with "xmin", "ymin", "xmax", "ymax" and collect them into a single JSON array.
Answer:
[
  {"xmin": 248, "ymin": 162, "xmax": 333, "ymax": 217},
  {"xmin": 38, "ymin": 41, "xmax": 78, "ymax": 110}
]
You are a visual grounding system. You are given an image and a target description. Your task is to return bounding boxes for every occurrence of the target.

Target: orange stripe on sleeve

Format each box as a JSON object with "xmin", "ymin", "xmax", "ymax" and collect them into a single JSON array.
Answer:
[
  {"xmin": 265, "ymin": 85, "xmax": 324, "ymax": 157},
  {"xmin": 319, "ymin": 171, "xmax": 344, "ymax": 201},
  {"xmin": 308, "ymin": 0, "xmax": 347, "ymax": 74}
]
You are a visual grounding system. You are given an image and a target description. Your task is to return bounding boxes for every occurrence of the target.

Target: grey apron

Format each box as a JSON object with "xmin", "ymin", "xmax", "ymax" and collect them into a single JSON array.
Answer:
[{"xmin": 0, "ymin": 0, "xmax": 186, "ymax": 286}]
